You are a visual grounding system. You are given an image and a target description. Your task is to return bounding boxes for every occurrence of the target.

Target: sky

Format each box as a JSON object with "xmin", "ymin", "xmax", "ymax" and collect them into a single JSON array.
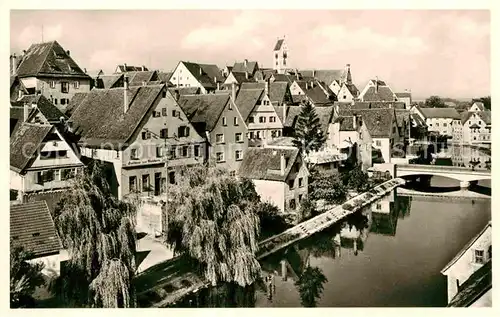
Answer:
[{"xmin": 10, "ymin": 10, "xmax": 490, "ymax": 100}]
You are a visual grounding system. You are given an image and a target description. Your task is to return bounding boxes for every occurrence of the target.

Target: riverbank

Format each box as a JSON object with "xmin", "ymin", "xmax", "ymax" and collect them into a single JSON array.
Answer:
[{"xmin": 397, "ymin": 187, "xmax": 491, "ymax": 200}]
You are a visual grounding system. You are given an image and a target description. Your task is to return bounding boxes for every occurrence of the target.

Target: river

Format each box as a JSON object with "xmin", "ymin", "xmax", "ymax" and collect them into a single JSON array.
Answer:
[{"xmin": 255, "ymin": 176, "xmax": 491, "ymax": 307}]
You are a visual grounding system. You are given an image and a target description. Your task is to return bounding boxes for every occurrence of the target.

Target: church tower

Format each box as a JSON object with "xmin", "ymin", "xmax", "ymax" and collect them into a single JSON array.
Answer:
[{"xmin": 273, "ymin": 37, "xmax": 288, "ymax": 74}]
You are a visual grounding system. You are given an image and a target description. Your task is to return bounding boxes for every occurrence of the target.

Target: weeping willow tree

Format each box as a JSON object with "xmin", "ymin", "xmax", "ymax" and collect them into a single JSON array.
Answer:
[
  {"xmin": 51, "ymin": 160, "xmax": 137, "ymax": 307},
  {"xmin": 166, "ymin": 166, "xmax": 262, "ymax": 307}
]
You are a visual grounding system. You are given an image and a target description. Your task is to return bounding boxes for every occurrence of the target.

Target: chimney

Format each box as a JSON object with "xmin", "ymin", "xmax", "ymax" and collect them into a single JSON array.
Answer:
[
  {"xmin": 244, "ymin": 59, "xmax": 248, "ymax": 68},
  {"xmin": 66, "ymin": 50, "xmax": 70, "ymax": 56},
  {"xmin": 283, "ymin": 102, "xmax": 287, "ymax": 124},
  {"xmin": 280, "ymin": 154, "xmax": 286, "ymax": 176},
  {"xmin": 199, "ymin": 67, "xmax": 203, "ymax": 76},
  {"xmin": 142, "ymin": 65, "xmax": 146, "ymax": 71},
  {"xmin": 10, "ymin": 53, "xmax": 17, "ymax": 76},
  {"xmin": 84, "ymin": 68, "xmax": 87, "ymax": 73},
  {"xmin": 305, "ymin": 82, "xmax": 309, "ymax": 90},
  {"xmin": 123, "ymin": 63, "xmax": 127, "ymax": 71},
  {"xmin": 375, "ymin": 76, "xmax": 379, "ymax": 94},
  {"xmin": 296, "ymin": 71, "xmax": 299, "ymax": 81},
  {"xmin": 353, "ymin": 115, "xmax": 357, "ymax": 130},
  {"xmin": 312, "ymin": 70, "xmax": 315, "ymax": 77},
  {"xmin": 18, "ymin": 89, "xmax": 23, "ymax": 100},
  {"xmin": 124, "ymin": 75, "xmax": 129, "ymax": 113},
  {"xmin": 245, "ymin": 71, "xmax": 249, "ymax": 80},
  {"xmin": 217, "ymin": 82, "xmax": 220, "ymax": 90},
  {"xmin": 231, "ymin": 82, "xmax": 236, "ymax": 101},
  {"xmin": 23, "ymin": 102, "xmax": 30, "ymax": 122},
  {"xmin": 265, "ymin": 79, "xmax": 269, "ymax": 96},
  {"xmin": 345, "ymin": 64, "xmax": 352, "ymax": 84}
]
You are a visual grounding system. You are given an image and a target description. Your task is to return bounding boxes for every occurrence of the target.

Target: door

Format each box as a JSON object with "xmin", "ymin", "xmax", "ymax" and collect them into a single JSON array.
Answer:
[{"xmin": 154, "ymin": 172, "xmax": 161, "ymax": 196}]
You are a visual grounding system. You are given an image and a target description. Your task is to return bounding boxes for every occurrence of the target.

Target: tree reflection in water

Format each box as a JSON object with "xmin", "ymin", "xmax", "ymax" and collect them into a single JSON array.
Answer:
[{"xmin": 295, "ymin": 266, "xmax": 328, "ymax": 307}]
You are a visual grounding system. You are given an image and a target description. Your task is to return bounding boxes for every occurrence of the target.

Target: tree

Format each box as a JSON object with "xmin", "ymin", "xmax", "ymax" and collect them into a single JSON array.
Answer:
[
  {"xmin": 51, "ymin": 161, "xmax": 138, "ymax": 308},
  {"xmin": 165, "ymin": 166, "xmax": 262, "ymax": 306},
  {"xmin": 309, "ymin": 172, "xmax": 348, "ymax": 205},
  {"xmin": 297, "ymin": 197, "xmax": 317, "ymax": 222},
  {"xmin": 295, "ymin": 266, "xmax": 328, "ymax": 307},
  {"xmin": 292, "ymin": 101, "xmax": 327, "ymax": 155},
  {"xmin": 253, "ymin": 202, "xmax": 290, "ymax": 240},
  {"xmin": 346, "ymin": 165, "xmax": 370, "ymax": 192},
  {"xmin": 10, "ymin": 241, "xmax": 46, "ymax": 308},
  {"xmin": 424, "ymin": 96, "xmax": 446, "ymax": 108}
]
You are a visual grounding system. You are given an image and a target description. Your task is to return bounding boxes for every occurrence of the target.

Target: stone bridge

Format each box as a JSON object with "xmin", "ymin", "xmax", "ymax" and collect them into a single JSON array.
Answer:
[{"xmin": 396, "ymin": 164, "xmax": 491, "ymax": 188}]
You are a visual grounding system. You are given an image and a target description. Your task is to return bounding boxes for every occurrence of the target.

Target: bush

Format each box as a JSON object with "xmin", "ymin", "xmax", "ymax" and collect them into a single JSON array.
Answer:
[
  {"xmin": 253, "ymin": 202, "xmax": 290, "ymax": 240},
  {"xmin": 309, "ymin": 172, "xmax": 348, "ymax": 205}
]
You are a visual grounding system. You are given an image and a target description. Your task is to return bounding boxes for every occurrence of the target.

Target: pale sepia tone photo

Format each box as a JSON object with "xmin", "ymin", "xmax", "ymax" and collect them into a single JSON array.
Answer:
[{"xmin": 8, "ymin": 8, "xmax": 491, "ymax": 308}]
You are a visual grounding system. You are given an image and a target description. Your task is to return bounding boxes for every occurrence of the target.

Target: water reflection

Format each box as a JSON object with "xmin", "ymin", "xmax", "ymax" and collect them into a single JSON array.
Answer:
[{"xmin": 445, "ymin": 144, "xmax": 490, "ymax": 170}]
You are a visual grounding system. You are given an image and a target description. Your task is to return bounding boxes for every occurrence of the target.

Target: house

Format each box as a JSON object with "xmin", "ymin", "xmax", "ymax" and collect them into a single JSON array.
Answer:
[
  {"xmin": 300, "ymin": 64, "xmax": 352, "ymax": 96},
  {"xmin": 273, "ymin": 38, "xmax": 289, "ymax": 74},
  {"xmin": 157, "ymin": 72, "xmax": 173, "ymax": 85},
  {"xmin": 126, "ymin": 70, "xmax": 159, "ymax": 87},
  {"xmin": 469, "ymin": 101, "xmax": 486, "ymax": 112},
  {"xmin": 337, "ymin": 82, "xmax": 359, "ymax": 102},
  {"xmin": 289, "ymin": 80, "xmax": 336, "ymax": 106},
  {"xmin": 411, "ymin": 106, "xmax": 461, "ymax": 138},
  {"xmin": 177, "ymin": 86, "xmax": 248, "ymax": 175},
  {"xmin": 460, "ymin": 111, "xmax": 491, "ymax": 145},
  {"xmin": 238, "ymin": 147, "xmax": 308, "ymax": 213},
  {"xmin": 441, "ymin": 221, "xmax": 491, "ymax": 307},
  {"xmin": 359, "ymin": 79, "xmax": 397, "ymax": 102},
  {"xmin": 11, "ymin": 94, "xmax": 67, "ymax": 126},
  {"xmin": 395, "ymin": 110, "xmax": 411, "ymax": 141},
  {"xmin": 254, "ymin": 68, "xmax": 276, "ymax": 82},
  {"xmin": 10, "ymin": 201, "xmax": 67, "ymax": 278},
  {"xmin": 10, "ymin": 75, "xmax": 28, "ymax": 101},
  {"xmin": 69, "ymin": 81, "xmax": 205, "ymax": 199},
  {"xmin": 340, "ymin": 108, "xmax": 400, "ymax": 164},
  {"xmin": 232, "ymin": 59, "xmax": 259, "ymax": 77},
  {"xmin": 221, "ymin": 66, "xmax": 233, "ymax": 78},
  {"xmin": 115, "ymin": 64, "xmax": 148, "ymax": 73},
  {"xmin": 222, "ymin": 71, "xmax": 254, "ymax": 88},
  {"xmin": 240, "ymin": 81, "xmax": 293, "ymax": 106},
  {"xmin": 11, "ymin": 41, "xmax": 91, "ymax": 107},
  {"xmin": 395, "ymin": 90, "xmax": 412, "ymax": 109},
  {"xmin": 10, "ymin": 122, "xmax": 84, "ymax": 201},
  {"xmin": 169, "ymin": 61, "xmax": 225, "ymax": 93},
  {"xmin": 92, "ymin": 74, "xmax": 125, "ymax": 90},
  {"xmin": 167, "ymin": 86, "xmax": 201, "ymax": 97}
]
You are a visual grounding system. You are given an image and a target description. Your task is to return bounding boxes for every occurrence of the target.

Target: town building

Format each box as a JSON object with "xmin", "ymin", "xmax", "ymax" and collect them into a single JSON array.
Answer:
[
  {"xmin": 441, "ymin": 221, "xmax": 491, "ymax": 307},
  {"xmin": 289, "ymin": 79, "xmax": 336, "ymax": 106},
  {"xmin": 460, "ymin": 110, "xmax": 491, "ymax": 145},
  {"xmin": 169, "ymin": 61, "xmax": 225, "ymax": 93},
  {"xmin": 358, "ymin": 79, "xmax": 397, "ymax": 102},
  {"xmin": 115, "ymin": 64, "xmax": 149, "ymax": 73},
  {"xmin": 232, "ymin": 59, "xmax": 259, "ymax": 77},
  {"xmin": 395, "ymin": 90, "xmax": 412, "ymax": 109},
  {"xmin": 10, "ymin": 122, "xmax": 84, "ymax": 201},
  {"xmin": 469, "ymin": 101, "xmax": 486, "ymax": 112},
  {"xmin": 10, "ymin": 75, "xmax": 29, "ymax": 101},
  {"xmin": 10, "ymin": 201, "xmax": 66, "ymax": 277},
  {"xmin": 273, "ymin": 38, "xmax": 289, "ymax": 74},
  {"xmin": 337, "ymin": 82, "xmax": 360, "ymax": 102},
  {"xmin": 177, "ymin": 87, "xmax": 248, "ymax": 175},
  {"xmin": 240, "ymin": 81, "xmax": 293, "ymax": 107},
  {"xmin": 300, "ymin": 64, "xmax": 352, "ymax": 96},
  {"xmin": 92, "ymin": 73, "xmax": 125, "ymax": 90},
  {"xmin": 11, "ymin": 41, "xmax": 92, "ymax": 113},
  {"xmin": 222, "ymin": 71, "xmax": 254, "ymax": 88},
  {"xmin": 238, "ymin": 147, "xmax": 308, "ymax": 213},
  {"xmin": 11, "ymin": 94, "xmax": 67, "ymax": 126},
  {"xmin": 69, "ymin": 82, "xmax": 205, "ymax": 199},
  {"xmin": 411, "ymin": 106, "xmax": 461, "ymax": 138}
]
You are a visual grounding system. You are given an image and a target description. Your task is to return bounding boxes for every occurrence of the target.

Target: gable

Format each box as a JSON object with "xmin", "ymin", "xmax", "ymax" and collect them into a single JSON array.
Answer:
[{"xmin": 30, "ymin": 129, "xmax": 83, "ymax": 169}]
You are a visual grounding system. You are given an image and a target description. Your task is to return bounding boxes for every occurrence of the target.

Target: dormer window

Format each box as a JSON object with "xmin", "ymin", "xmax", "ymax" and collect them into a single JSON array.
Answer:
[{"xmin": 283, "ymin": 52, "xmax": 287, "ymax": 59}]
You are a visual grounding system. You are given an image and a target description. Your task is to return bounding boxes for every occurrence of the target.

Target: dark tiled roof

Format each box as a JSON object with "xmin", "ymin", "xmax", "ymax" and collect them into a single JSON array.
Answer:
[
  {"xmin": 471, "ymin": 102, "xmax": 485, "ymax": 111},
  {"xmin": 395, "ymin": 110, "xmax": 411, "ymax": 128},
  {"xmin": 230, "ymin": 72, "xmax": 253, "ymax": 84},
  {"xmin": 269, "ymin": 82, "xmax": 289, "ymax": 104},
  {"xmin": 69, "ymin": 85, "xmax": 165, "ymax": 147},
  {"xmin": 10, "ymin": 123, "xmax": 52, "ymax": 172},
  {"xmin": 292, "ymin": 95, "xmax": 308, "ymax": 104},
  {"xmin": 117, "ymin": 65, "xmax": 148, "ymax": 72},
  {"xmin": 24, "ymin": 190, "xmax": 66, "ymax": 217},
  {"xmin": 448, "ymin": 260, "xmax": 492, "ymax": 307},
  {"xmin": 300, "ymin": 69, "xmax": 344, "ymax": 86},
  {"xmin": 281, "ymin": 105, "xmax": 302, "ymax": 128},
  {"xmin": 96, "ymin": 74, "xmax": 123, "ymax": 89},
  {"xmin": 344, "ymin": 83, "xmax": 359, "ymax": 97},
  {"xmin": 127, "ymin": 71, "xmax": 158, "ymax": 86},
  {"xmin": 10, "ymin": 107, "xmax": 24, "ymax": 136},
  {"xmin": 418, "ymin": 107, "xmax": 461, "ymax": 119},
  {"xmin": 65, "ymin": 92, "xmax": 88, "ymax": 116},
  {"xmin": 177, "ymin": 93, "xmax": 230, "ymax": 132},
  {"xmin": 157, "ymin": 72, "xmax": 173, "ymax": 83},
  {"xmin": 304, "ymin": 85, "xmax": 332, "ymax": 105},
  {"xmin": 232, "ymin": 60, "xmax": 258, "ymax": 74},
  {"xmin": 335, "ymin": 116, "xmax": 356, "ymax": 131},
  {"xmin": 395, "ymin": 92, "xmax": 411, "ymax": 98},
  {"xmin": 13, "ymin": 94, "xmax": 67, "ymax": 122},
  {"xmin": 274, "ymin": 39, "xmax": 284, "ymax": 51},
  {"xmin": 238, "ymin": 147, "xmax": 300, "ymax": 182},
  {"xmin": 272, "ymin": 74, "xmax": 295, "ymax": 83},
  {"xmin": 362, "ymin": 86, "xmax": 396, "ymax": 102},
  {"xmin": 10, "ymin": 201, "xmax": 62, "ymax": 257},
  {"xmin": 369, "ymin": 101, "xmax": 406, "ymax": 109},
  {"xmin": 478, "ymin": 111, "xmax": 491, "ymax": 125},
  {"xmin": 254, "ymin": 69, "xmax": 276, "ymax": 81},
  {"xmin": 16, "ymin": 41, "xmax": 90, "ymax": 79},
  {"xmin": 411, "ymin": 113, "xmax": 426, "ymax": 127},
  {"xmin": 340, "ymin": 108, "xmax": 396, "ymax": 138},
  {"xmin": 235, "ymin": 88, "xmax": 264, "ymax": 121},
  {"xmin": 181, "ymin": 61, "xmax": 224, "ymax": 89},
  {"xmin": 167, "ymin": 87, "xmax": 201, "ymax": 96}
]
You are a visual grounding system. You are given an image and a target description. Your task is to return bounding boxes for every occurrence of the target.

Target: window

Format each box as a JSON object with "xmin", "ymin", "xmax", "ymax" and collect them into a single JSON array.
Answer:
[
  {"xmin": 194, "ymin": 145, "xmax": 200, "ymax": 157},
  {"xmin": 235, "ymin": 150, "xmax": 243, "ymax": 161},
  {"xmin": 169, "ymin": 146, "xmax": 176, "ymax": 159},
  {"xmin": 156, "ymin": 146, "xmax": 163, "ymax": 157},
  {"xmin": 289, "ymin": 199, "xmax": 296, "ymax": 210},
  {"xmin": 298, "ymin": 194, "xmax": 303, "ymax": 202},
  {"xmin": 288, "ymin": 179, "xmax": 294, "ymax": 189},
  {"xmin": 36, "ymin": 171, "xmax": 43, "ymax": 184},
  {"xmin": 50, "ymin": 81, "xmax": 56, "ymax": 89},
  {"xmin": 54, "ymin": 99, "xmax": 58, "ymax": 105},
  {"xmin": 61, "ymin": 98, "xmax": 66, "ymax": 105},
  {"xmin": 74, "ymin": 81, "xmax": 80, "ymax": 89},
  {"xmin": 229, "ymin": 102, "xmax": 233, "ymax": 110},
  {"xmin": 229, "ymin": 171, "xmax": 236, "ymax": 177},
  {"xmin": 169, "ymin": 171, "xmax": 175, "ymax": 184},
  {"xmin": 375, "ymin": 140, "xmax": 382, "ymax": 146},
  {"xmin": 376, "ymin": 203, "xmax": 382, "ymax": 210},
  {"xmin": 298, "ymin": 178, "xmax": 303, "ymax": 187},
  {"xmin": 91, "ymin": 149, "xmax": 97, "ymax": 158},
  {"xmin": 178, "ymin": 126, "xmax": 190, "ymax": 137},
  {"xmin": 235, "ymin": 133, "xmax": 243, "ymax": 143},
  {"xmin": 116, "ymin": 150, "xmax": 120, "ymax": 159},
  {"xmin": 474, "ymin": 249, "xmax": 485, "ymax": 264},
  {"xmin": 234, "ymin": 117, "xmax": 238, "ymax": 126},
  {"xmin": 162, "ymin": 108, "xmax": 167, "ymax": 116},
  {"xmin": 256, "ymin": 131, "xmax": 261, "ymax": 139},
  {"xmin": 216, "ymin": 152, "xmax": 225, "ymax": 163},
  {"xmin": 249, "ymin": 116, "xmax": 255, "ymax": 123},
  {"xmin": 40, "ymin": 150, "xmax": 68, "ymax": 160},
  {"xmin": 129, "ymin": 176, "xmax": 137, "ymax": 192},
  {"xmin": 271, "ymin": 130, "xmax": 277, "ymax": 138},
  {"xmin": 249, "ymin": 131, "xmax": 255, "ymax": 139},
  {"xmin": 222, "ymin": 117, "xmax": 227, "ymax": 126},
  {"xmin": 130, "ymin": 149, "xmax": 138, "ymax": 160},
  {"xmin": 275, "ymin": 53, "xmax": 278, "ymax": 59},
  {"xmin": 61, "ymin": 82, "xmax": 69, "ymax": 93},
  {"xmin": 153, "ymin": 111, "xmax": 161, "ymax": 118},
  {"xmin": 142, "ymin": 174, "xmax": 150, "ymax": 192},
  {"xmin": 172, "ymin": 110, "xmax": 178, "ymax": 117},
  {"xmin": 160, "ymin": 128, "xmax": 168, "ymax": 139},
  {"xmin": 61, "ymin": 169, "xmax": 75, "ymax": 180},
  {"xmin": 216, "ymin": 134, "xmax": 224, "ymax": 144},
  {"xmin": 443, "ymin": 123, "xmax": 447, "ymax": 127},
  {"xmin": 182, "ymin": 145, "xmax": 189, "ymax": 157},
  {"xmin": 141, "ymin": 131, "xmax": 151, "ymax": 140},
  {"xmin": 343, "ymin": 95, "xmax": 346, "ymax": 99},
  {"xmin": 259, "ymin": 116, "xmax": 266, "ymax": 123},
  {"xmin": 269, "ymin": 116, "xmax": 276, "ymax": 123},
  {"xmin": 54, "ymin": 169, "xmax": 61, "ymax": 181}
]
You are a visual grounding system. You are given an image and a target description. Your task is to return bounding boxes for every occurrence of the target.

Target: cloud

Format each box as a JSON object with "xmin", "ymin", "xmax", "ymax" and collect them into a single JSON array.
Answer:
[
  {"xmin": 313, "ymin": 24, "xmax": 429, "ymax": 55},
  {"xmin": 17, "ymin": 24, "xmax": 62, "ymax": 48},
  {"xmin": 181, "ymin": 11, "xmax": 276, "ymax": 51}
]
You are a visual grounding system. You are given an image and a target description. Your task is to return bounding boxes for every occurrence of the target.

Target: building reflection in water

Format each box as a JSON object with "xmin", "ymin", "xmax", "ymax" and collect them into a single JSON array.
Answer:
[{"xmin": 448, "ymin": 144, "xmax": 491, "ymax": 170}]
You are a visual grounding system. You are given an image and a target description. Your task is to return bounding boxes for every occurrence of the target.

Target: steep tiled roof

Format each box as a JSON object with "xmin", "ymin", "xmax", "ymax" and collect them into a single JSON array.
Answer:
[
  {"xmin": 181, "ymin": 61, "xmax": 224, "ymax": 89},
  {"xmin": 96, "ymin": 74, "xmax": 123, "ymax": 89},
  {"xmin": 335, "ymin": 116, "xmax": 356, "ymax": 131},
  {"xmin": 448, "ymin": 260, "xmax": 492, "ymax": 307},
  {"xmin": 69, "ymin": 85, "xmax": 165, "ymax": 147},
  {"xmin": 411, "ymin": 113, "xmax": 426, "ymax": 127},
  {"xmin": 254, "ymin": 69, "xmax": 276, "ymax": 81},
  {"xmin": 16, "ymin": 41, "xmax": 90, "ymax": 79},
  {"xmin": 157, "ymin": 72, "xmax": 173, "ymax": 83},
  {"xmin": 232, "ymin": 60, "xmax": 258, "ymax": 74},
  {"xmin": 235, "ymin": 88, "xmax": 264, "ymax": 121},
  {"xmin": 418, "ymin": 107, "xmax": 461, "ymax": 119},
  {"xmin": 340, "ymin": 108, "xmax": 396, "ymax": 138},
  {"xmin": 10, "ymin": 123, "xmax": 52, "ymax": 172},
  {"xmin": 177, "ymin": 93, "xmax": 230, "ymax": 132},
  {"xmin": 272, "ymin": 74, "xmax": 295, "ymax": 83},
  {"xmin": 12, "ymin": 94, "xmax": 67, "ymax": 122},
  {"xmin": 230, "ymin": 72, "xmax": 253, "ymax": 84},
  {"xmin": 117, "ymin": 65, "xmax": 148, "ymax": 72},
  {"xmin": 362, "ymin": 86, "xmax": 396, "ymax": 102},
  {"xmin": 24, "ymin": 191, "xmax": 66, "ymax": 217},
  {"xmin": 167, "ymin": 87, "xmax": 200, "ymax": 96},
  {"xmin": 238, "ymin": 147, "xmax": 300, "ymax": 182},
  {"xmin": 266, "ymin": 136, "xmax": 295, "ymax": 147},
  {"xmin": 471, "ymin": 102, "xmax": 485, "ymax": 111},
  {"xmin": 240, "ymin": 82, "xmax": 289, "ymax": 105},
  {"xmin": 10, "ymin": 201, "xmax": 62, "ymax": 257},
  {"xmin": 10, "ymin": 107, "xmax": 24, "ymax": 136},
  {"xmin": 274, "ymin": 39, "xmax": 284, "ymax": 51},
  {"xmin": 368, "ymin": 101, "xmax": 406, "ymax": 109},
  {"xmin": 395, "ymin": 92, "xmax": 411, "ymax": 98},
  {"xmin": 65, "ymin": 92, "xmax": 88, "ymax": 116},
  {"xmin": 276, "ymin": 105, "xmax": 333, "ymax": 134},
  {"xmin": 344, "ymin": 83, "xmax": 359, "ymax": 97},
  {"xmin": 127, "ymin": 71, "xmax": 158, "ymax": 86},
  {"xmin": 303, "ymin": 85, "xmax": 333, "ymax": 105},
  {"xmin": 300, "ymin": 69, "xmax": 344, "ymax": 86},
  {"xmin": 478, "ymin": 111, "xmax": 491, "ymax": 125},
  {"xmin": 395, "ymin": 110, "xmax": 411, "ymax": 128}
]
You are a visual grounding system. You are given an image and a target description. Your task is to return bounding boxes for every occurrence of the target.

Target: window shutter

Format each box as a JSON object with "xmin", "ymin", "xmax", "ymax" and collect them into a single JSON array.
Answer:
[
  {"xmin": 187, "ymin": 146, "xmax": 192, "ymax": 158},
  {"xmin": 186, "ymin": 127, "xmax": 190, "ymax": 137}
]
